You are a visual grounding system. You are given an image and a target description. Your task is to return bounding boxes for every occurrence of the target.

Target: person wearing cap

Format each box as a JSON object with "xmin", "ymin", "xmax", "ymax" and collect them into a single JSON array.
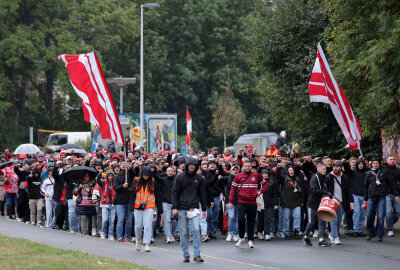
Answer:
[
  {"xmin": 364, "ymin": 157, "xmax": 398, "ymax": 241},
  {"xmin": 96, "ymin": 171, "xmax": 116, "ymax": 240},
  {"xmin": 13, "ymin": 159, "xmax": 32, "ymax": 223},
  {"xmin": 265, "ymin": 143, "xmax": 280, "ymax": 157},
  {"xmin": 1, "ymin": 161, "xmax": 20, "ymax": 220},
  {"xmin": 59, "ymin": 150, "xmax": 67, "ymax": 161},
  {"xmin": 325, "ymin": 161, "xmax": 353, "ymax": 245},
  {"xmin": 243, "ymin": 145, "xmax": 256, "ymax": 159},
  {"xmin": 133, "ymin": 166, "xmax": 156, "ymax": 252},
  {"xmin": 40, "ymin": 162, "xmax": 58, "ymax": 228}
]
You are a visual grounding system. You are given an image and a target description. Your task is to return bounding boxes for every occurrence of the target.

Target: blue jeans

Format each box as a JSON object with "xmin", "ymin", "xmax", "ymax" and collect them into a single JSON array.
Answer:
[
  {"xmin": 134, "ymin": 208, "xmax": 154, "ymax": 244},
  {"xmin": 366, "ymin": 197, "xmax": 385, "ymax": 237},
  {"xmin": 227, "ymin": 204, "xmax": 238, "ymax": 235},
  {"xmin": 385, "ymin": 194, "xmax": 400, "ymax": 231},
  {"xmin": 189, "ymin": 204, "xmax": 207, "ymax": 236},
  {"xmin": 206, "ymin": 197, "xmax": 220, "ymax": 235},
  {"xmin": 282, "ymin": 207, "xmax": 300, "ymax": 236},
  {"xmin": 162, "ymin": 202, "xmax": 174, "ymax": 237},
  {"xmin": 45, "ymin": 198, "xmax": 57, "ymax": 229},
  {"xmin": 68, "ymin": 199, "xmax": 80, "ymax": 232},
  {"xmin": 330, "ymin": 204, "xmax": 343, "ymax": 238},
  {"xmin": 352, "ymin": 195, "xmax": 366, "ymax": 233},
  {"xmin": 116, "ymin": 204, "xmax": 133, "ymax": 240},
  {"xmin": 178, "ymin": 210, "xmax": 201, "ymax": 257},
  {"xmin": 101, "ymin": 205, "xmax": 116, "ymax": 237}
]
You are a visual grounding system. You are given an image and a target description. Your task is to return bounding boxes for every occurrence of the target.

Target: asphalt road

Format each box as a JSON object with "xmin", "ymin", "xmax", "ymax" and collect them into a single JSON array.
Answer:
[{"xmin": 1, "ymin": 217, "xmax": 400, "ymax": 270}]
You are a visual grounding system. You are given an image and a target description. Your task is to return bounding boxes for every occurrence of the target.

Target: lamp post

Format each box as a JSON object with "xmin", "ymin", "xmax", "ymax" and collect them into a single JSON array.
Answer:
[
  {"xmin": 106, "ymin": 78, "xmax": 136, "ymax": 114},
  {"xmin": 140, "ymin": 2, "xmax": 160, "ymax": 148}
]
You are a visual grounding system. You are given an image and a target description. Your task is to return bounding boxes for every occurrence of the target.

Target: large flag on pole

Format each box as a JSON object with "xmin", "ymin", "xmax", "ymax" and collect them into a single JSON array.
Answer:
[
  {"xmin": 308, "ymin": 43, "xmax": 362, "ymax": 151},
  {"xmin": 186, "ymin": 107, "xmax": 192, "ymax": 148},
  {"xmin": 58, "ymin": 52, "xmax": 124, "ymax": 144}
]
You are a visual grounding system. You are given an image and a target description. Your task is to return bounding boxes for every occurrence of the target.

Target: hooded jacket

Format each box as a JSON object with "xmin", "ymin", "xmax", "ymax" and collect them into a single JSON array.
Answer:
[
  {"xmin": 155, "ymin": 173, "xmax": 175, "ymax": 204},
  {"xmin": 113, "ymin": 168, "xmax": 135, "ymax": 205},
  {"xmin": 349, "ymin": 159, "xmax": 368, "ymax": 196},
  {"xmin": 172, "ymin": 158, "xmax": 207, "ymax": 211},
  {"xmin": 364, "ymin": 167, "xmax": 390, "ymax": 201},
  {"xmin": 307, "ymin": 172, "xmax": 328, "ymax": 209},
  {"xmin": 26, "ymin": 167, "xmax": 43, "ymax": 199},
  {"xmin": 382, "ymin": 164, "xmax": 400, "ymax": 196}
]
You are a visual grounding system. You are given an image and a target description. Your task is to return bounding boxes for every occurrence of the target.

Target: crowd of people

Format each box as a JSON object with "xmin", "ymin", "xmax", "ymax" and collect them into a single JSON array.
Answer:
[{"xmin": 0, "ymin": 141, "xmax": 399, "ymax": 263}]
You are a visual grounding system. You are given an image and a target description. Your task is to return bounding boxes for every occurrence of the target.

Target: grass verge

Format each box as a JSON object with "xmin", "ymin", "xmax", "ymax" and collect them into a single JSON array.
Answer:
[{"xmin": 0, "ymin": 234, "xmax": 152, "ymax": 270}]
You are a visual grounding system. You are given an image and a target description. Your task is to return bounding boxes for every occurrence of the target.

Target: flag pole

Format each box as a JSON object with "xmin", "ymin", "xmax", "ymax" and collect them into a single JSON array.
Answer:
[{"xmin": 357, "ymin": 141, "xmax": 363, "ymax": 157}]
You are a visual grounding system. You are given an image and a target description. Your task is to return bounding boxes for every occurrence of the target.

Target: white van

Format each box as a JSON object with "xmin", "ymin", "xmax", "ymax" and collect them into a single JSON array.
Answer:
[{"xmin": 47, "ymin": 132, "xmax": 91, "ymax": 150}]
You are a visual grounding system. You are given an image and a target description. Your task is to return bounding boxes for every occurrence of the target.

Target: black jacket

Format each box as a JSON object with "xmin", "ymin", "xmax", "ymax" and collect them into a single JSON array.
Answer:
[
  {"xmin": 26, "ymin": 167, "xmax": 43, "ymax": 199},
  {"xmin": 52, "ymin": 169, "xmax": 65, "ymax": 202},
  {"xmin": 205, "ymin": 169, "xmax": 224, "ymax": 198},
  {"xmin": 113, "ymin": 168, "xmax": 135, "ymax": 205},
  {"xmin": 346, "ymin": 159, "xmax": 368, "ymax": 196},
  {"xmin": 172, "ymin": 158, "xmax": 207, "ymax": 211},
  {"xmin": 326, "ymin": 172, "xmax": 353, "ymax": 204},
  {"xmin": 262, "ymin": 177, "xmax": 278, "ymax": 208},
  {"xmin": 307, "ymin": 172, "xmax": 328, "ymax": 209},
  {"xmin": 155, "ymin": 174, "xmax": 175, "ymax": 204},
  {"xmin": 364, "ymin": 168, "xmax": 390, "ymax": 201},
  {"xmin": 382, "ymin": 164, "xmax": 400, "ymax": 196}
]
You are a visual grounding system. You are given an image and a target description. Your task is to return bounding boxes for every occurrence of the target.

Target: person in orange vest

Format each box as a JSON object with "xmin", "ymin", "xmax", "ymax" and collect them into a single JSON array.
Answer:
[
  {"xmin": 265, "ymin": 143, "xmax": 280, "ymax": 157},
  {"xmin": 134, "ymin": 166, "xmax": 156, "ymax": 252}
]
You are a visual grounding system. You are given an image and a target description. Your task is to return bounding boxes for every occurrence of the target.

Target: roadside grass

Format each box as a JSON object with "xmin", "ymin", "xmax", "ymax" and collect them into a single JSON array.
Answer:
[{"xmin": 0, "ymin": 234, "xmax": 152, "ymax": 270}]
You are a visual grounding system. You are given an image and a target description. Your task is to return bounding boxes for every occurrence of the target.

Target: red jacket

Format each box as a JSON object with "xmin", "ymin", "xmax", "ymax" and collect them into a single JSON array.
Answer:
[{"xmin": 229, "ymin": 171, "xmax": 268, "ymax": 204}]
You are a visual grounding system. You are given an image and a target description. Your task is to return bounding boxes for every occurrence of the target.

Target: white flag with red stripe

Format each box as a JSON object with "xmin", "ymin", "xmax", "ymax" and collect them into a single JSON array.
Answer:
[
  {"xmin": 308, "ymin": 44, "xmax": 362, "ymax": 151},
  {"xmin": 186, "ymin": 107, "xmax": 192, "ymax": 148},
  {"xmin": 58, "ymin": 52, "xmax": 124, "ymax": 144}
]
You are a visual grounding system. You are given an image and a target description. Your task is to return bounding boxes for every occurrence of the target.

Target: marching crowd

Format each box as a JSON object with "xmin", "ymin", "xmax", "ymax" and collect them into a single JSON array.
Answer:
[{"xmin": 0, "ymin": 140, "xmax": 399, "ymax": 263}]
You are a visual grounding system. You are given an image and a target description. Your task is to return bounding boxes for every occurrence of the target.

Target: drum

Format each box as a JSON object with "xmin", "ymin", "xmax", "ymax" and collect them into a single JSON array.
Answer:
[{"xmin": 317, "ymin": 196, "xmax": 340, "ymax": 222}]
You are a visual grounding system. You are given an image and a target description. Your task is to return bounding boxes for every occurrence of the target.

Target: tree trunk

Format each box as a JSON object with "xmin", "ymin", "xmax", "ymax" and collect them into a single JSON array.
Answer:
[{"xmin": 224, "ymin": 130, "xmax": 226, "ymax": 150}]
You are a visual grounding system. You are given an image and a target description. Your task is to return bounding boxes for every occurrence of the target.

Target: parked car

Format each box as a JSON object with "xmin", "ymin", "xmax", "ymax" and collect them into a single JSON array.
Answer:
[{"xmin": 235, "ymin": 132, "xmax": 278, "ymax": 147}]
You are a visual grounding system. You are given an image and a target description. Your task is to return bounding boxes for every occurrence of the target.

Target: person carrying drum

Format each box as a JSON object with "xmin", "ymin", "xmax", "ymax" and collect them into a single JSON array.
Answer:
[{"xmin": 303, "ymin": 164, "xmax": 331, "ymax": 247}]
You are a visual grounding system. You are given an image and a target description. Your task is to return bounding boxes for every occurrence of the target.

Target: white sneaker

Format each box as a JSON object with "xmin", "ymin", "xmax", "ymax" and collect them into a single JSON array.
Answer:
[
  {"xmin": 145, "ymin": 244, "xmax": 151, "ymax": 252},
  {"xmin": 226, "ymin": 234, "xmax": 233, "ymax": 242},
  {"xmin": 265, "ymin": 234, "xmax": 271, "ymax": 241},
  {"xmin": 166, "ymin": 236, "xmax": 172, "ymax": 243},
  {"xmin": 248, "ymin": 240, "xmax": 254, "ymax": 248},
  {"xmin": 136, "ymin": 240, "xmax": 141, "ymax": 251},
  {"xmin": 91, "ymin": 228, "xmax": 97, "ymax": 237},
  {"xmin": 25, "ymin": 221, "xmax": 30, "ymax": 224},
  {"xmin": 108, "ymin": 236, "xmax": 114, "ymax": 241},
  {"xmin": 69, "ymin": 230, "xmax": 75, "ymax": 233},
  {"xmin": 244, "ymin": 233, "xmax": 248, "ymax": 239},
  {"xmin": 333, "ymin": 238, "xmax": 341, "ymax": 245},
  {"xmin": 328, "ymin": 234, "xmax": 334, "ymax": 242},
  {"xmin": 299, "ymin": 231, "xmax": 304, "ymax": 236},
  {"xmin": 100, "ymin": 232, "xmax": 106, "ymax": 239},
  {"xmin": 313, "ymin": 230, "xmax": 318, "ymax": 238},
  {"xmin": 37, "ymin": 222, "xmax": 44, "ymax": 228},
  {"xmin": 388, "ymin": 231, "xmax": 394, "ymax": 237},
  {"xmin": 17, "ymin": 218, "xmax": 23, "ymax": 222},
  {"xmin": 131, "ymin": 237, "xmax": 136, "ymax": 243},
  {"xmin": 170, "ymin": 236, "xmax": 175, "ymax": 242},
  {"xmin": 235, "ymin": 238, "xmax": 245, "ymax": 247},
  {"xmin": 257, "ymin": 232, "xmax": 264, "ymax": 240},
  {"xmin": 31, "ymin": 222, "xmax": 35, "ymax": 225},
  {"xmin": 233, "ymin": 235, "xmax": 239, "ymax": 242}
]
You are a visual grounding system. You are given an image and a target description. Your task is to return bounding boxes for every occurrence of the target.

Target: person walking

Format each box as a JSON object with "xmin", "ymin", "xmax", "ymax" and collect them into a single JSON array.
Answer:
[
  {"xmin": 172, "ymin": 158, "xmax": 207, "ymax": 263},
  {"xmin": 228, "ymin": 160, "xmax": 268, "ymax": 248},
  {"xmin": 383, "ymin": 156, "xmax": 400, "ymax": 237}
]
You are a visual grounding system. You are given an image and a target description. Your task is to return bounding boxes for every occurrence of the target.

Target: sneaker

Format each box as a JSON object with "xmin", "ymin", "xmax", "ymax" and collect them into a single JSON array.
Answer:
[
  {"xmin": 25, "ymin": 221, "xmax": 30, "ymax": 224},
  {"xmin": 257, "ymin": 232, "xmax": 264, "ymax": 240},
  {"xmin": 170, "ymin": 236, "xmax": 175, "ymax": 242},
  {"xmin": 183, "ymin": 256, "xmax": 190, "ymax": 263},
  {"xmin": 293, "ymin": 230, "xmax": 301, "ymax": 240},
  {"xmin": 388, "ymin": 231, "xmax": 394, "ymax": 237},
  {"xmin": 124, "ymin": 238, "xmax": 131, "ymax": 243},
  {"xmin": 136, "ymin": 240, "xmax": 141, "ymax": 251},
  {"xmin": 377, "ymin": 236, "xmax": 383, "ymax": 242},
  {"xmin": 108, "ymin": 236, "xmax": 114, "ymax": 241},
  {"xmin": 318, "ymin": 239, "xmax": 330, "ymax": 247},
  {"xmin": 278, "ymin": 232, "xmax": 286, "ymax": 239},
  {"xmin": 17, "ymin": 218, "xmax": 23, "ymax": 222},
  {"xmin": 366, "ymin": 235, "xmax": 374, "ymax": 241},
  {"xmin": 248, "ymin": 240, "xmax": 254, "ymax": 248},
  {"xmin": 344, "ymin": 227, "xmax": 350, "ymax": 235},
  {"xmin": 333, "ymin": 238, "xmax": 341, "ymax": 245},
  {"xmin": 175, "ymin": 235, "xmax": 180, "ymax": 241},
  {"xmin": 100, "ymin": 232, "xmax": 106, "ymax": 239},
  {"xmin": 328, "ymin": 234, "xmax": 334, "ymax": 242},
  {"xmin": 69, "ymin": 230, "xmax": 75, "ymax": 233},
  {"xmin": 189, "ymin": 235, "xmax": 193, "ymax": 242},
  {"xmin": 193, "ymin": 256, "xmax": 204, "ymax": 263},
  {"xmin": 31, "ymin": 222, "xmax": 35, "ymax": 226},
  {"xmin": 166, "ymin": 236, "xmax": 172, "ymax": 243},
  {"xmin": 313, "ymin": 230, "xmax": 318, "ymax": 238},
  {"xmin": 269, "ymin": 233, "xmax": 274, "ymax": 239},
  {"xmin": 233, "ymin": 235, "xmax": 239, "ymax": 242},
  {"xmin": 303, "ymin": 236, "xmax": 313, "ymax": 246},
  {"xmin": 131, "ymin": 237, "xmax": 136, "ymax": 243},
  {"xmin": 226, "ymin": 234, "xmax": 233, "ymax": 242},
  {"xmin": 118, "ymin": 238, "xmax": 123, "ymax": 242},
  {"xmin": 265, "ymin": 234, "xmax": 271, "ymax": 241},
  {"xmin": 209, "ymin": 234, "xmax": 217, "ymax": 239},
  {"xmin": 235, "ymin": 238, "xmax": 245, "ymax": 247},
  {"xmin": 202, "ymin": 235, "xmax": 210, "ymax": 242},
  {"xmin": 299, "ymin": 231, "xmax": 304, "ymax": 236},
  {"xmin": 145, "ymin": 244, "xmax": 151, "ymax": 252},
  {"xmin": 91, "ymin": 229, "xmax": 97, "ymax": 237}
]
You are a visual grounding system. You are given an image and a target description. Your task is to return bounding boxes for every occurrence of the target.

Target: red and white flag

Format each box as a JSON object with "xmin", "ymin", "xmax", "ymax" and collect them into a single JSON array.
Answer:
[
  {"xmin": 58, "ymin": 52, "xmax": 124, "ymax": 144},
  {"xmin": 308, "ymin": 43, "xmax": 362, "ymax": 151},
  {"xmin": 186, "ymin": 107, "xmax": 192, "ymax": 148}
]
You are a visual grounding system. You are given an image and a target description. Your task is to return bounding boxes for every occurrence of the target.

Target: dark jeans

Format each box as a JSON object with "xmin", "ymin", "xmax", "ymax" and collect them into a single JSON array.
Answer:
[
  {"xmin": 238, "ymin": 203, "xmax": 257, "ymax": 241},
  {"xmin": 0, "ymin": 201, "xmax": 4, "ymax": 215},
  {"xmin": 257, "ymin": 207, "xmax": 273, "ymax": 235},
  {"xmin": 17, "ymin": 189, "xmax": 30, "ymax": 222},
  {"xmin": 342, "ymin": 202, "xmax": 353, "ymax": 231},
  {"xmin": 304, "ymin": 208, "xmax": 326, "ymax": 239},
  {"xmin": 55, "ymin": 201, "xmax": 69, "ymax": 229}
]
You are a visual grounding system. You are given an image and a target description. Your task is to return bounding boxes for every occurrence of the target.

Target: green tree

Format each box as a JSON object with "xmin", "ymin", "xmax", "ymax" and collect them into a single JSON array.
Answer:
[{"xmin": 210, "ymin": 88, "xmax": 245, "ymax": 149}]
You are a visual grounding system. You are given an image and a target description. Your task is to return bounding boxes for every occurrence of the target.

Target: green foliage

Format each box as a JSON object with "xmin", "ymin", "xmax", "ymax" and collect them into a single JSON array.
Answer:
[{"xmin": 75, "ymin": 138, "xmax": 92, "ymax": 153}]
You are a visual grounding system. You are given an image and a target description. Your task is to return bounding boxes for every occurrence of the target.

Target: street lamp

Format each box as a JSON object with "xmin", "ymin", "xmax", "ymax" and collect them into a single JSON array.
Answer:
[
  {"xmin": 106, "ymin": 77, "xmax": 136, "ymax": 114},
  {"xmin": 140, "ymin": 2, "xmax": 160, "ymax": 148}
]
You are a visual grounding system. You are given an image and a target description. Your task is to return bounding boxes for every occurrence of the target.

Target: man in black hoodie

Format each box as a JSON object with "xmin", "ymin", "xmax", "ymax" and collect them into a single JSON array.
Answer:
[
  {"xmin": 383, "ymin": 156, "xmax": 400, "ymax": 237},
  {"xmin": 27, "ymin": 167, "xmax": 44, "ymax": 226},
  {"xmin": 172, "ymin": 158, "xmax": 207, "ymax": 263},
  {"xmin": 205, "ymin": 159, "xmax": 223, "ymax": 239}
]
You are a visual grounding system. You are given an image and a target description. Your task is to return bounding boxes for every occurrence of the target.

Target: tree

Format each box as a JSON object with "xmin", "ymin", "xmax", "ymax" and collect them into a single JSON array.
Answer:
[{"xmin": 210, "ymin": 88, "xmax": 245, "ymax": 149}]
